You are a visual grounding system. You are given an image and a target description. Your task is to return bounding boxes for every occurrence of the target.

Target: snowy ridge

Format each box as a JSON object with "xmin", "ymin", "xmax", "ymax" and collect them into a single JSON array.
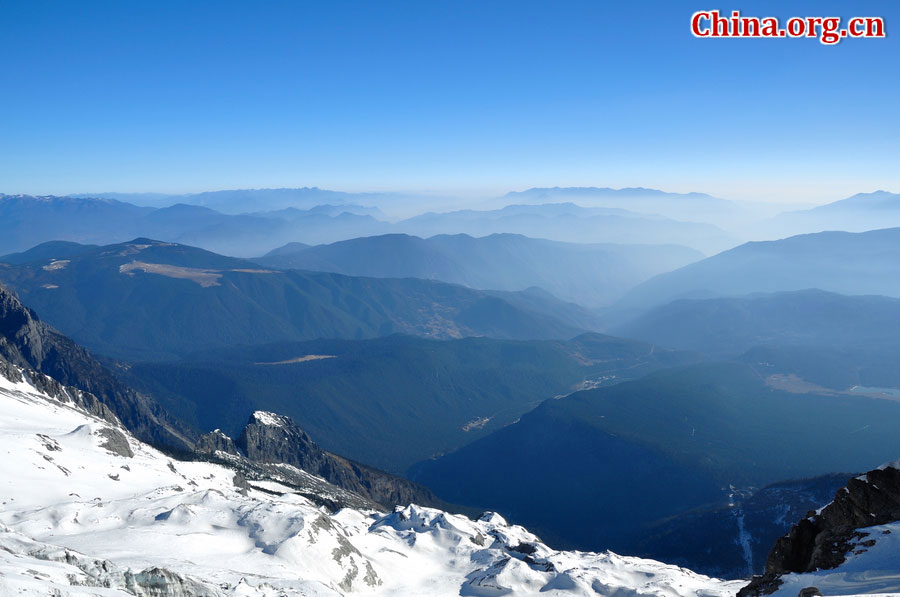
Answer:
[{"xmin": 0, "ymin": 369, "xmax": 740, "ymax": 596}]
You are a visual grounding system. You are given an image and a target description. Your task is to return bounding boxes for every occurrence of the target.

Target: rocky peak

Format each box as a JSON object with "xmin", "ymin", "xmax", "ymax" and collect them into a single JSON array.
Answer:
[
  {"xmin": 740, "ymin": 462, "xmax": 900, "ymax": 596},
  {"xmin": 238, "ymin": 410, "xmax": 323, "ymax": 467},
  {"xmin": 195, "ymin": 429, "xmax": 240, "ymax": 456},
  {"xmin": 206, "ymin": 410, "xmax": 454, "ymax": 511}
]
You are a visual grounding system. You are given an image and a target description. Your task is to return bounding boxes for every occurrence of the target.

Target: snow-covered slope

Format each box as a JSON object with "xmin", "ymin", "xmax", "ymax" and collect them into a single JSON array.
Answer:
[{"xmin": 0, "ymin": 368, "xmax": 741, "ymax": 596}]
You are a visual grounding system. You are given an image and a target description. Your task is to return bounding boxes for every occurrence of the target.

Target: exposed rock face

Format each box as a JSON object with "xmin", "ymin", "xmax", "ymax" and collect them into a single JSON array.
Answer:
[
  {"xmin": 195, "ymin": 429, "xmax": 239, "ymax": 456},
  {"xmin": 0, "ymin": 283, "xmax": 193, "ymax": 452},
  {"xmin": 197, "ymin": 425, "xmax": 384, "ymax": 509},
  {"xmin": 740, "ymin": 463, "xmax": 900, "ymax": 596},
  {"xmin": 96, "ymin": 426, "xmax": 135, "ymax": 458},
  {"xmin": 232, "ymin": 411, "xmax": 449, "ymax": 510}
]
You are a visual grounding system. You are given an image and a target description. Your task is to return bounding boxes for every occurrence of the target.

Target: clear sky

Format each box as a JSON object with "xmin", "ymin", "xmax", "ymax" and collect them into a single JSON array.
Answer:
[{"xmin": 1, "ymin": 0, "xmax": 897, "ymax": 203}]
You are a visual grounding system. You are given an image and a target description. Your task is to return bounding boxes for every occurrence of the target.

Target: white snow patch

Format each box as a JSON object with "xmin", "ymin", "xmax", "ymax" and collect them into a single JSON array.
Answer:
[{"xmin": 251, "ymin": 411, "xmax": 286, "ymax": 427}]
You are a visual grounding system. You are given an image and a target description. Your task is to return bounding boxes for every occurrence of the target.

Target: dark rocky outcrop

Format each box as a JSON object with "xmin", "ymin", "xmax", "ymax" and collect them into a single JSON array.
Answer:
[
  {"xmin": 0, "ymin": 283, "xmax": 193, "ymax": 452},
  {"xmin": 740, "ymin": 463, "xmax": 900, "ymax": 596},
  {"xmin": 195, "ymin": 429, "xmax": 239, "ymax": 456},
  {"xmin": 204, "ymin": 411, "xmax": 452, "ymax": 510}
]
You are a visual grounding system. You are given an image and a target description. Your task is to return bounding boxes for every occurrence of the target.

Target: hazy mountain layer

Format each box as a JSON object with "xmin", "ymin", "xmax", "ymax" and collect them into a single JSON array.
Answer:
[
  {"xmin": 396, "ymin": 202, "xmax": 737, "ymax": 254},
  {"xmin": 2, "ymin": 191, "xmax": 736, "ymax": 258},
  {"xmin": 0, "ymin": 194, "xmax": 390, "ymax": 257},
  {"xmin": 618, "ymin": 227, "xmax": 900, "ymax": 311},
  {"xmin": 765, "ymin": 190, "xmax": 900, "ymax": 237},
  {"xmin": 259, "ymin": 233, "xmax": 702, "ymax": 307},
  {"xmin": 613, "ymin": 289, "xmax": 900, "ymax": 357}
]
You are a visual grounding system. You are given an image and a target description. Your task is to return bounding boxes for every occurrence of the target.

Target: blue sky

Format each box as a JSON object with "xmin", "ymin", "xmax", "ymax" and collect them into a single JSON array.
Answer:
[{"xmin": 1, "ymin": 0, "xmax": 897, "ymax": 203}]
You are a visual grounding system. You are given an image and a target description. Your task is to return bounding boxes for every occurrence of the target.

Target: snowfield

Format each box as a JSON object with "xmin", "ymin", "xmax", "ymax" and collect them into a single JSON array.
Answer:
[{"xmin": 0, "ymin": 370, "xmax": 743, "ymax": 596}]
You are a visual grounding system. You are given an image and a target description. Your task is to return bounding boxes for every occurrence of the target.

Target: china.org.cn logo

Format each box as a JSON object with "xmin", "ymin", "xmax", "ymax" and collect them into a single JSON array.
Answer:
[{"xmin": 691, "ymin": 10, "xmax": 886, "ymax": 45}]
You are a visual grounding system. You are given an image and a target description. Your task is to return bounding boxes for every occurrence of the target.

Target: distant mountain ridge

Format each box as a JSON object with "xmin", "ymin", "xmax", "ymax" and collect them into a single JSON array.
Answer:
[
  {"xmin": 618, "ymin": 227, "xmax": 900, "ymax": 311},
  {"xmin": 0, "ymin": 238, "xmax": 598, "ymax": 360},
  {"xmin": 0, "ymin": 193, "xmax": 392, "ymax": 257},
  {"xmin": 69, "ymin": 187, "xmax": 396, "ymax": 214},
  {"xmin": 2, "ymin": 191, "xmax": 735, "ymax": 256},
  {"xmin": 765, "ymin": 190, "xmax": 900, "ymax": 236},
  {"xmin": 395, "ymin": 201, "xmax": 737, "ymax": 254},
  {"xmin": 258, "ymin": 233, "xmax": 702, "ymax": 307}
]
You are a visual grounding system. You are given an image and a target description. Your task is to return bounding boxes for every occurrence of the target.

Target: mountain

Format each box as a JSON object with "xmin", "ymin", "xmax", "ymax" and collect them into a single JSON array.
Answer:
[
  {"xmin": 502, "ymin": 187, "xmax": 738, "ymax": 220},
  {"xmin": 72, "ymin": 186, "xmax": 417, "ymax": 216},
  {"xmin": 0, "ymin": 340, "xmax": 740, "ymax": 596},
  {"xmin": 0, "ymin": 282, "xmax": 192, "ymax": 452},
  {"xmin": 411, "ymin": 361, "xmax": 900, "ymax": 558},
  {"xmin": 0, "ymin": 194, "xmax": 392, "ymax": 257},
  {"xmin": 613, "ymin": 290, "xmax": 900, "ymax": 357},
  {"xmin": 2, "ymin": 192, "xmax": 736, "ymax": 258},
  {"xmin": 258, "ymin": 233, "xmax": 703, "ymax": 307},
  {"xmin": 766, "ymin": 190, "xmax": 900, "ymax": 237},
  {"xmin": 139, "ymin": 203, "xmax": 390, "ymax": 256},
  {"xmin": 740, "ymin": 460, "xmax": 900, "ymax": 596},
  {"xmin": 0, "ymin": 240, "xmax": 101, "ymax": 264},
  {"xmin": 121, "ymin": 333, "xmax": 698, "ymax": 474},
  {"xmin": 0, "ymin": 239, "xmax": 597, "ymax": 360},
  {"xmin": 395, "ymin": 202, "xmax": 738, "ymax": 254},
  {"xmin": 618, "ymin": 227, "xmax": 900, "ymax": 311},
  {"xmin": 0, "ymin": 278, "xmax": 469, "ymax": 515},
  {"xmin": 0, "ymin": 194, "xmax": 152, "ymax": 254}
]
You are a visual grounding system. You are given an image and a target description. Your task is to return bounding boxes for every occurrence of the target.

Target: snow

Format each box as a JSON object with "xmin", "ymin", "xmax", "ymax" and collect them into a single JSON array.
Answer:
[
  {"xmin": 251, "ymin": 410, "xmax": 286, "ymax": 427},
  {"xmin": 0, "ymin": 367, "xmax": 742, "ymax": 596}
]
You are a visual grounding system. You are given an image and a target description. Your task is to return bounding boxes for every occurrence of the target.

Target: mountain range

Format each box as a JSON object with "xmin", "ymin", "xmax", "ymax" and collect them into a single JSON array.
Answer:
[
  {"xmin": 765, "ymin": 190, "xmax": 900, "ymax": 237},
  {"xmin": 258, "ymin": 233, "xmax": 702, "ymax": 307},
  {"xmin": 0, "ymin": 192, "xmax": 739, "ymax": 258},
  {"xmin": 617, "ymin": 227, "xmax": 900, "ymax": 311},
  {"xmin": 395, "ymin": 202, "xmax": 737, "ymax": 254},
  {"xmin": 0, "ymin": 194, "xmax": 390, "ymax": 257},
  {"xmin": 412, "ymin": 361, "xmax": 900, "ymax": 561},
  {"xmin": 0, "ymin": 239, "xmax": 600, "ymax": 360}
]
